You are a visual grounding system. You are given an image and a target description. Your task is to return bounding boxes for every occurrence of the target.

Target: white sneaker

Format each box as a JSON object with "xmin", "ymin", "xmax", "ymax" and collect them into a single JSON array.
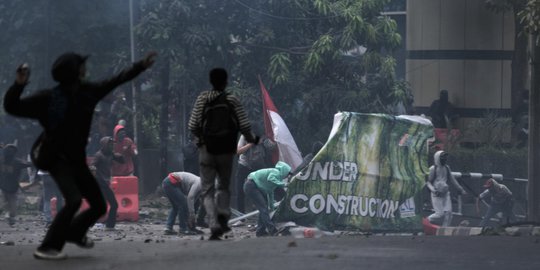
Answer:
[{"xmin": 33, "ymin": 249, "xmax": 67, "ymax": 260}]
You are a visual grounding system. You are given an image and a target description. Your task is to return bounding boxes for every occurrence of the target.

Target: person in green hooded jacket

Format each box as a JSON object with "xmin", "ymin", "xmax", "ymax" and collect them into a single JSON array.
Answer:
[{"xmin": 243, "ymin": 161, "xmax": 291, "ymax": 237}]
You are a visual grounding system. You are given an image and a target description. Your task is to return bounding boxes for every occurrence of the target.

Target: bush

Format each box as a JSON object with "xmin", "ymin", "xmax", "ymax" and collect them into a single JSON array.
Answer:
[{"xmin": 446, "ymin": 147, "xmax": 527, "ymax": 179}]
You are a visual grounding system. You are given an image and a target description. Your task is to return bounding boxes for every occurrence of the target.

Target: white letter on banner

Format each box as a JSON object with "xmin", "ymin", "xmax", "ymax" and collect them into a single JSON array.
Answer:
[
  {"xmin": 295, "ymin": 163, "xmax": 312, "ymax": 181},
  {"xmin": 359, "ymin": 197, "xmax": 369, "ymax": 216},
  {"xmin": 310, "ymin": 194, "xmax": 325, "ymax": 214},
  {"xmin": 326, "ymin": 194, "xmax": 339, "ymax": 214},
  {"xmin": 350, "ymin": 163, "xmax": 358, "ymax": 181},
  {"xmin": 342, "ymin": 162, "xmax": 352, "ymax": 181},
  {"xmin": 369, "ymin": 198, "xmax": 377, "ymax": 217},
  {"xmin": 351, "ymin": 196, "xmax": 359, "ymax": 215},
  {"xmin": 313, "ymin": 162, "xmax": 328, "ymax": 180},
  {"xmin": 291, "ymin": 194, "xmax": 308, "ymax": 213},
  {"xmin": 338, "ymin": 195, "xmax": 347, "ymax": 214},
  {"xmin": 389, "ymin": 200, "xmax": 399, "ymax": 218},
  {"xmin": 381, "ymin": 200, "xmax": 389, "ymax": 218},
  {"xmin": 329, "ymin": 162, "xmax": 343, "ymax": 180}
]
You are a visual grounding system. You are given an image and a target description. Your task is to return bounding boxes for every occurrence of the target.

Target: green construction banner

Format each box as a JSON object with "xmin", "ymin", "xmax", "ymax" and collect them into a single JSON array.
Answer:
[{"xmin": 273, "ymin": 112, "xmax": 433, "ymax": 231}]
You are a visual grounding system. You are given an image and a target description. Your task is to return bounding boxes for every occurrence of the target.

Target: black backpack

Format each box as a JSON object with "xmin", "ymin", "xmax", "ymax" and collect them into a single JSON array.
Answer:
[{"xmin": 202, "ymin": 92, "xmax": 238, "ymax": 154}]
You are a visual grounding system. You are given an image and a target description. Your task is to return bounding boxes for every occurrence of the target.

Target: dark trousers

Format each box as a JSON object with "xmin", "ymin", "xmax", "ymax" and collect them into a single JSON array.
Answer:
[
  {"xmin": 98, "ymin": 180, "xmax": 118, "ymax": 229},
  {"xmin": 234, "ymin": 164, "xmax": 251, "ymax": 213},
  {"xmin": 199, "ymin": 146, "xmax": 234, "ymax": 231},
  {"xmin": 39, "ymin": 158, "xmax": 107, "ymax": 251},
  {"xmin": 194, "ymin": 197, "xmax": 207, "ymax": 225},
  {"xmin": 243, "ymin": 179, "xmax": 276, "ymax": 235}
]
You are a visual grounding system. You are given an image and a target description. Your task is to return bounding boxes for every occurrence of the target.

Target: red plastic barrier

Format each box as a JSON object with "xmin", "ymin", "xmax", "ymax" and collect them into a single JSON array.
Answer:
[
  {"xmin": 110, "ymin": 176, "xmax": 139, "ymax": 221},
  {"xmin": 422, "ymin": 217, "xmax": 440, "ymax": 235},
  {"xmin": 51, "ymin": 176, "xmax": 139, "ymax": 222}
]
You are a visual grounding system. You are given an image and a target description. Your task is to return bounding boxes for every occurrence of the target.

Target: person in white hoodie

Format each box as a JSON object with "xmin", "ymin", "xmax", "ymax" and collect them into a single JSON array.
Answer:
[{"xmin": 426, "ymin": 151, "xmax": 466, "ymax": 226}]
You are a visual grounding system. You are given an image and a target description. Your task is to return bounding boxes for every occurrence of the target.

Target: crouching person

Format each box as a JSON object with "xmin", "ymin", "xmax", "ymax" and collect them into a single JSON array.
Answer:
[
  {"xmin": 478, "ymin": 178, "xmax": 515, "ymax": 227},
  {"xmin": 162, "ymin": 172, "xmax": 202, "ymax": 235},
  {"xmin": 243, "ymin": 161, "xmax": 291, "ymax": 237}
]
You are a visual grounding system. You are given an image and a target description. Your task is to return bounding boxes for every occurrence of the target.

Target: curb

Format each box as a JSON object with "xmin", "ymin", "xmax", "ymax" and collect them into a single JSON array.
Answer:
[{"xmin": 435, "ymin": 226, "xmax": 540, "ymax": 236}]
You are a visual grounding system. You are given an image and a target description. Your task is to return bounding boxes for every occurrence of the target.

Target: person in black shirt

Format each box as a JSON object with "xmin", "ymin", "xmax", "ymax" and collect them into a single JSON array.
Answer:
[
  {"xmin": 427, "ymin": 90, "xmax": 459, "ymax": 129},
  {"xmin": 4, "ymin": 52, "xmax": 156, "ymax": 260}
]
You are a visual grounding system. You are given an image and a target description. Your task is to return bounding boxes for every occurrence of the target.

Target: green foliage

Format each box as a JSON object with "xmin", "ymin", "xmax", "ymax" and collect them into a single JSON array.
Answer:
[
  {"xmin": 132, "ymin": 0, "xmax": 410, "ymax": 152},
  {"xmin": 462, "ymin": 111, "xmax": 514, "ymax": 146},
  {"xmin": 519, "ymin": 0, "xmax": 540, "ymax": 44},
  {"xmin": 448, "ymin": 147, "xmax": 527, "ymax": 179},
  {"xmin": 269, "ymin": 52, "xmax": 291, "ymax": 85},
  {"xmin": 0, "ymin": 0, "xmax": 409, "ymax": 154}
]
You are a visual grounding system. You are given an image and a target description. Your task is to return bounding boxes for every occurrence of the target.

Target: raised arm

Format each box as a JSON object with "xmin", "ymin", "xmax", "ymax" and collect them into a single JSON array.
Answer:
[
  {"xmin": 4, "ymin": 64, "xmax": 48, "ymax": 119},
  {"xmin": 91, "ymin": 52, "xmax": 157, "ymax": 100}
]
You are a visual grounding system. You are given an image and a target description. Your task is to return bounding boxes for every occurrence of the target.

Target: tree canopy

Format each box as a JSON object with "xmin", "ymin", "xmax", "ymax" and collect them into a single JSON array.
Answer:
[{"xmin": 0, "ymin": 0, "xmax": 409, "ymax": 154}]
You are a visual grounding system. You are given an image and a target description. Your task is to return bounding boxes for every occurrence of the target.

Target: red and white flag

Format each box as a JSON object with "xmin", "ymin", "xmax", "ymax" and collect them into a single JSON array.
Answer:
[{"xmin": 259, "ymin": 77, "xmax": 303, "ymax": 171}]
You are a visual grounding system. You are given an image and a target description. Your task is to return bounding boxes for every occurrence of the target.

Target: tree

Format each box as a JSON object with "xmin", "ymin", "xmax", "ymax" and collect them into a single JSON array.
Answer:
[
  {"xmin": 135, "ymin": 0, "xmax": 410, "ymax": 153},
  {"xmin": 485, "ymin": 0, "xmax": 529, "ymax": 142},
  {"xmin": 518, "ymin": 0, "xmax": 540, "ymax": 222}
]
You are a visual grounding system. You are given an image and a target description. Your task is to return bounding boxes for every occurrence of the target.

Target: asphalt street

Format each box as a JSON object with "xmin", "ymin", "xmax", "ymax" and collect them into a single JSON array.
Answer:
[{"xmin": 1, "ymin": 225, "xmax": 539, "ymax": 270}]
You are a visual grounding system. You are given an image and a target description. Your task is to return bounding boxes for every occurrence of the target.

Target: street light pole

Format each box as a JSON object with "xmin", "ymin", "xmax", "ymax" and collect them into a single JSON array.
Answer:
[
  {"xmin": 528, "ymin": 33, "xmax": 540, "ymax": 223},
  {"xmin": 129, "ymin": 0, "xmax": 138, "ymax": 145}
]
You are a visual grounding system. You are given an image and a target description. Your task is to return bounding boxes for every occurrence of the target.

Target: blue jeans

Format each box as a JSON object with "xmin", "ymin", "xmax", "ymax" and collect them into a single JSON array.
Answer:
[
  {"xmin": 479, "ymin": 200, "xmax": 516, "ymax": 227},
  {"xmin": 42, "ymin": 174, "xmax": 64, "ymax": 223},
  {"xmin": 162, "ymin": 178, "xmax": 189, "ymax": 231},
  {"xmin": 243, "ymin": 179, "xmax": 276, "ymax": 235}
]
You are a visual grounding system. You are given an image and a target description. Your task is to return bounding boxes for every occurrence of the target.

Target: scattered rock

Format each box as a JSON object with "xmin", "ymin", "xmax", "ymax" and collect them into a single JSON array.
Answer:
[
  {"xmin": 326, "ymin": 253, "xmax": 339, "ymax": 260},
  {"xmin": 144, "ymin": 239, "xmax": 152, "ymax": 243},
  {"xmin": 0, "ymin": 241, "xmax": 15, "ymax": 246}
]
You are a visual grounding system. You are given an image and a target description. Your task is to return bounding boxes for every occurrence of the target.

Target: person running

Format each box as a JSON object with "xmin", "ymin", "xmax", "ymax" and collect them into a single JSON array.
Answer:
[
  {"xmin": 4, "ymin": 52, "xmax": 156, "ymax": 260},
  {"xmin": 425, "ymin": 151, "xmax": 466, "ymax": 227}
]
